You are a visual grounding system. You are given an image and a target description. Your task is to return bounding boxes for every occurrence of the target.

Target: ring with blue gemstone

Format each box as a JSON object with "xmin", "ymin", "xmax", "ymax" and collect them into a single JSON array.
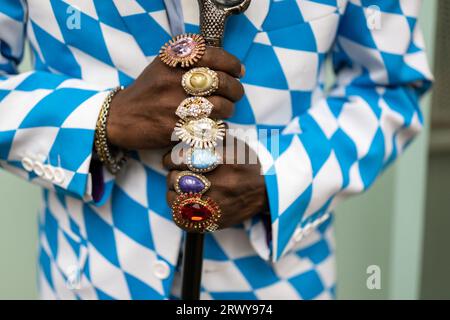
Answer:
[
  {"xmin": 175, "ymin": 171, "xmax": 211, "ymax": 195},
  {"xmin": 186, "ymin": 147, "xmax": 221, "ymax": 173}
]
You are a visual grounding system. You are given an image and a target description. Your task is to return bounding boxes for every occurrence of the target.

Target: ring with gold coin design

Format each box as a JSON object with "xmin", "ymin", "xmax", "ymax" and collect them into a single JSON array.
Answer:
[{"xmin": 182, "ymin": 67, "xmax": 219, "ymax": 96}]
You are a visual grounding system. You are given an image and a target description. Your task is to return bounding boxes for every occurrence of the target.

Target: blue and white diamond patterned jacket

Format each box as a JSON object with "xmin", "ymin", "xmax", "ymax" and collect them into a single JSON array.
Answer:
[{"xmin": 0, "ymin": 0, "xmax": 432, "ymax": 300}]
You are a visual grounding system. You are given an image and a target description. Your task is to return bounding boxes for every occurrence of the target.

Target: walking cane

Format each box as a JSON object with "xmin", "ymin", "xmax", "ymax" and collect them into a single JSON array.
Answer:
[{"xmin": 180, "ymin": 0, "xmax": 252, "ymax": 300}]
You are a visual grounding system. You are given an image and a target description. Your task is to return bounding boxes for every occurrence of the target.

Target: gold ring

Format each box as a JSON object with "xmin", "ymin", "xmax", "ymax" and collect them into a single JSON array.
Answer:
[
  {"xmin": 186, "ymin": 147, "xmax": 221, "ymax": 173},
  {"xmin": 172, "ymin": 194, "xmax": 221, "ymax": 233},
  {"xmin": 182, "ymin": 67, "xmax": 219, "ymax": 96},
  {"xmin": 205, "ymin": 223, "xmax": 219, "ymax": 233},
  {"xmin": 175, "ymin": 97, "xmax": 213, "ymax": 120},
  {"xmin": 159, "ymin": 34, "xmax": 206, "ymax": 68},
  {"xmin": 174, "ymin": 171, "xmax": 211, "ymax": 195},
  {"xmin": 175, "ymin": 118, "xmax": 226, "ymax": 149}
]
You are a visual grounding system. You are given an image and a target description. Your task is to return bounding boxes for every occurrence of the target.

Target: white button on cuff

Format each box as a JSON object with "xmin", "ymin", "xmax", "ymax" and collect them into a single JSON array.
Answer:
[
  {"xmin": 21, "ymin": 157, "xmax": 34, "ymax": 172},
  {"xmin": 43, "ymin": 165, "xmax": 54, "ymax": 181},
  {"xmin": 33, "ymin": 162, "xmax": 45, "ymax": 177},
  {"xmin": 153, "ymin": 260, "xmax": 170, "ymax": 280},
  {"xmin": 53, "ymin": 168, "xmax": 65, "ymax": 184},
  {"xmin": 294, "ymin": 228, "xmax": 303, "ymax": 242},
  {"xmin": 303, "ymin": 223, "xmax": 313, "ymax": 236},
  {"xmin": 320, "ymin": 213, "xmax": 330, "ymax": 223}
]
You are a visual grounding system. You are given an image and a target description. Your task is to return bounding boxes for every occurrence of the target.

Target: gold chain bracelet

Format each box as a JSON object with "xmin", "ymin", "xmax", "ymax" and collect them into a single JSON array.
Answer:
[{"xmin": 94, "ymin": 86, "xmax": 127, "ymax": 174}]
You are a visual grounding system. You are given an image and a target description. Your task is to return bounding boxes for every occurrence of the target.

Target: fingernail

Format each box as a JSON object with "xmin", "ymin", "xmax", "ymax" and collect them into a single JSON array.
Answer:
[{"xmin": 240, "ymin": 64, "xmax": 246, "ymax": 78}]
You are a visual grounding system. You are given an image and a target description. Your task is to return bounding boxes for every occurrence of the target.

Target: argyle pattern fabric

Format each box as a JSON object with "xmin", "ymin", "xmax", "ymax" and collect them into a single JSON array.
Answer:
[{"xmin": 0, "ymin": 0, "xmax": 432, "ymax": 300}]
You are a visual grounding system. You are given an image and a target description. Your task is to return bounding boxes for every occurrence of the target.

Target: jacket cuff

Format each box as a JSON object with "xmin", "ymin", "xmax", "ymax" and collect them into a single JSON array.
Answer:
[
  {"xmin": 7, "ymin": 89, "xmax": 114, "ymax": 203},
  {"xmin": 245, "ymin": 131, "xmax": 333, "ymax": 262}
]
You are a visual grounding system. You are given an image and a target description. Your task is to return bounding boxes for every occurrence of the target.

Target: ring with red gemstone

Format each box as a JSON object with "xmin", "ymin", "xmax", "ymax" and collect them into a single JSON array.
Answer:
[
  {"xmin": 159, "ymin": 33, "xmax": 206, "ymax": 68},
  {"xmin": 172, "ymin": 194, "xmax": 221, "ymax": 233}
]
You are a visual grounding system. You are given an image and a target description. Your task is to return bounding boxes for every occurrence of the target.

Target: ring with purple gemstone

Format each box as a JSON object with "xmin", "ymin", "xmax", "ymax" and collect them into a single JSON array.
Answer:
[
  {"xmin": 174, "ymin": 171, "xmax": 211, "ymax": 195},
  {"xmin": 159, "ymin": 33, "xmax": 206, "ymax": 68}
]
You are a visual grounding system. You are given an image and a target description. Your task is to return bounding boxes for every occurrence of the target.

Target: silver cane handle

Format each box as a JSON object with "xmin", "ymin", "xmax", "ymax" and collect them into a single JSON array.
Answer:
[{"xmin": 198, "ymin": 0, "xmax": 251, "ymax": 47}]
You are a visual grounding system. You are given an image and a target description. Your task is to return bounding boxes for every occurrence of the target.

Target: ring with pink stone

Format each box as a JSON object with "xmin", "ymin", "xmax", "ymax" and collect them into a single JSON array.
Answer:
[{"xmin": 159, "ymin": 34, "xmax": 206, "ymax": 68}]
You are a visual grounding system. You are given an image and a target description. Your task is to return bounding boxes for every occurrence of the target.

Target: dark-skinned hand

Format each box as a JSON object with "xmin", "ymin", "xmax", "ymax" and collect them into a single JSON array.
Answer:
[
  {"xmin": 163, "ymin": 138, "xmax": 269, "ymax": 230},
  {"xmin": 106, "ymin": 48, "xmax": 245, "ymax": 150}
]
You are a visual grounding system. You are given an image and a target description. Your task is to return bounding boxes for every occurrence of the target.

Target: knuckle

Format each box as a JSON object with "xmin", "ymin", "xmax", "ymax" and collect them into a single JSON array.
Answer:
[
  {"xmin": 211, "ymin": 97, "xmax": 233, "ymax": 118},
  {"xmin": 227, "ymin": 175, "xmax": 240, "ymax": 189},
  {"xmin": 203, "ymin": 47, "xmax": 214, "ymax": 60},
  {"xmin": 236, "ymin": 81, "xmax": 245, "ymax": 99},
  {"xmin": 208, "ymin": 96, "xmax": 220, "ymax": 107},
  {"xmin": 232, "ymin": 61, "xmax": 242, "ymax": 77},
  {"xmin": 166, "ymin": 192, "xmax": 171, "ymax": 204},
  {"xmin": 204, "ymin": 48, "xmax": 241, "ymax": 77},
  {"xmin": 226, "ymin": 55, "xmax": 242, "ymax": 77},
  {"xmin": 223, "ymin": 60, "xmax": 240, "ymax": 77},
  {"xmin": 158, "ymin": 75, "xmax": 172, "ymax": 91},
  {"xmin": 225, "ymin": 101, "xmax": 235, "ymax": 117},
  {"xmin": 229, "ymin": 78, "xmax": 245, "ymax": 101},
  {"xmin": 163, "ymin": 153, "xmax": 173, "ymax": 168},
  {"xmin": 217, "ymin": 72, "xmax": 228, "ymax": 90},
  {"xmin": 161, "ymin": 71, "xmax": 181, "ymax": 89},
  {"xmin": 219, "ymin": 78, "xmax": 232, "ymax": 97},
  {"xmin": 166, "ymin": 191, "xmax": 176, "ymax": 205},
  {"xmin": 162, "ymin": 152, "xmax": 169, "ymax": 163},
  {"xmin": 166, "ymin": 171, "xmax": 175, "ymax": 185}
]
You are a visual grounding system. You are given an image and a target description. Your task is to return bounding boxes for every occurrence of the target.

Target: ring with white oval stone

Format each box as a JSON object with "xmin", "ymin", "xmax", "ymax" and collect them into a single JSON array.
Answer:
[
  {"xmin": 175, "ymin": 118, "xmax": 226, "ymax": 149},
  {"xmin": 175, "ymin": 97, "xmax": 214, "ymax": 120},
  {"xmin": 182, "ymin": 67, "xmax": 219, "ymax": 96}
]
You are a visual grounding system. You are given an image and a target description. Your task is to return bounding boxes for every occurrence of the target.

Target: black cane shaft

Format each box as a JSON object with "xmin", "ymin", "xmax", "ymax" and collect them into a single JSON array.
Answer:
[
  {"xmin": 181, "ymin": 233, "xmax": 205, "ymax": 300},
  {"xmin": 180, "ymin": 0, "xmax": 251, "ymax": 301}
]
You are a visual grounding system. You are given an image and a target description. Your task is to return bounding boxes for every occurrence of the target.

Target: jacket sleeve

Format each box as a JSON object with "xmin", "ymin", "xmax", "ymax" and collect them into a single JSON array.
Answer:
[
  {"xmin": 247, "ymin": 0, "xmax": 433, "ymax": 262},
  {"xmin": 0, "ymin": 1, "xmax": 115, "ymax": 205}
]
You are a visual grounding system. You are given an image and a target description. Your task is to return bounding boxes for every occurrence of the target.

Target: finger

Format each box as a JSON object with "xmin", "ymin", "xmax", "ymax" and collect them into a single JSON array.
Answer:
[
  {"xmin": 162, "ymin": 150, "xmax": 189, "ymax": 171},
  {"xmin": 240, "ymin": 64, "xmax": 246, "ymax": 78},
  {"xmin": 197, "ymin": 47, "xmax": 242, "ymax": 78},
  {"xmin": 215, "ymin": 71, "xmax": 245, "ymax": 102},
  {"xmin": 208, "ymin": 96, "xmax": 234, "ymax": 119},
  {"xmin": 166, "ymin": 170, "xmax": 181, "ymax": 191},
  {"xmin": 166, "ymin": 190, "xmax": 177, "ymax": 207}
]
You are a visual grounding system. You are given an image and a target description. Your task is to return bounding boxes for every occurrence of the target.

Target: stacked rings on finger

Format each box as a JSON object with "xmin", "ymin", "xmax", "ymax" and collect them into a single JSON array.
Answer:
[{"xmin": 161, "ymin": 33, "xmax": 224, "ymax": 233}]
